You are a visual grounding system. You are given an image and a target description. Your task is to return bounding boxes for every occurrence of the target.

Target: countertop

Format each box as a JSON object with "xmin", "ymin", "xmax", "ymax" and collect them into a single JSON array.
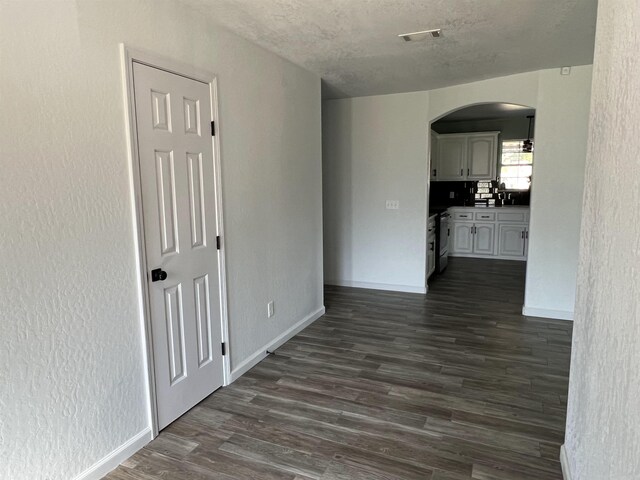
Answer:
[
  {"xmin": 448, "ymin": 205, "xmax": 530, "ymax": 209},
  {"xmin": 429, "ymin": 205, "xmax": 529, "ymax": 216}
]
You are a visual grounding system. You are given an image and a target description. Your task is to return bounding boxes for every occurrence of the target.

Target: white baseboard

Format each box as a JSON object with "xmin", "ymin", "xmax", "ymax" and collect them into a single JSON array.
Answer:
[
  {"xmin": 560, "ymin": 444, "xmax": 573, "ymax": 480},
  {"xmin": 449, "ymin": 253, "xmax": 526, "ymax": 261},
  {"xmin": 73, "ymin": 428, "xmax": 152, "ymax": 480},
  {"xmin": 523, "ymin": 306, "xmax": 574, "ymax": 321},
  {"xmin": 325, "ymin": 280, "xmax": 427, "ymax": 294},
  {"xmin": 229, "ymin": 306, "xmax": 325, "ymax": 383}
]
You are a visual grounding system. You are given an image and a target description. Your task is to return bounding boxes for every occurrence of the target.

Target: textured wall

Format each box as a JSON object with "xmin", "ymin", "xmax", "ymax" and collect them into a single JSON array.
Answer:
[
  {"xmin": 323, "ymin": 92, "xmax": 430, "ymax": 291},
  {"xmin": 0, "ymin": 1, "xmax": 322, "ymax": 478},
  {"xmin": 564, "ymin": 1, "xmax": 640, "ymax": 478}
]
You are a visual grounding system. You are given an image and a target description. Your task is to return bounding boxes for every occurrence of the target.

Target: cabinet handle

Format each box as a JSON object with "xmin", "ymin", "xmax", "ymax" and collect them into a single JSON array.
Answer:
[
  {"xmin": 526, "ymin": 230, "xmax": 529, "ymax": 239},
  {"xmin": 521, "ymin": 230, "xmax": 525, "ymax": 239},
  {"xmin": 460, "ymin": 168, "xmax": 463, "ymax": 176}
]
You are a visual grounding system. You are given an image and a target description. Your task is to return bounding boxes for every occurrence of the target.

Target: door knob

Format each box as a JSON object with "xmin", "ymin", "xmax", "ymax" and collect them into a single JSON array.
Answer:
[{"xmin": 151, "ymin": 268, "xmax": 168, "ymax": 282}]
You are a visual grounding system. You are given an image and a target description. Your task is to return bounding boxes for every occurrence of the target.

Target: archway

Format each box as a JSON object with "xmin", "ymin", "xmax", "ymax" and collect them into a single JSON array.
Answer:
[{"xmin": 425, "ymin": 102, "xmax": 536, "ymax": 301}]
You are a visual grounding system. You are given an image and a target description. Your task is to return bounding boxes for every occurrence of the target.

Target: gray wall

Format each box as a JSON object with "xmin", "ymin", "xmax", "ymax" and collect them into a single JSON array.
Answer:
[
  {"xmin": 323, "ymin": 92, "xmax": 430, "ymax": 292},
  {"xmin": 0, "ymin": 1, "xmax": 323, "ymax": 478},
  {"xmin": 564, "ymin": 1, "xmax": 640, "ymax": 478},
  {"xmin": 323, "ymin": 66, "xmax": 592, "ymax": 320}
]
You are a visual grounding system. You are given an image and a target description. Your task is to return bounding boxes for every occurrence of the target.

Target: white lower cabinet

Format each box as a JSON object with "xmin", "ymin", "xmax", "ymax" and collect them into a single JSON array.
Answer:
[
  {"xmin": 449, "ymin": 207, "xmax": 529, "ymax": 261},
  {"xmin": 498, "ymin": 224, "xmax": 528, "ymax": 258},
  {"xmin": 473, "ymin": 223, "xmax": 496, "ymax": 255},
  {"xmin": 452, "ymin": 223, "xmax": 474, "ymax": 254},
  {"xmin": 451, "ymin": 222, "xmax": 495, "ymax": 256}
]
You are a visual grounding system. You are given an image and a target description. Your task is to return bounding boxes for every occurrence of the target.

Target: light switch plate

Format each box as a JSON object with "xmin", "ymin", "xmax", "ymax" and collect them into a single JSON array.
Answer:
[
  {"xmin": 267, "ymin": 301, "xmax": 274, "ymax": 318},
  {"xmin": 385, "ymin": 200, "xmax": 400, "ymax": 210}
]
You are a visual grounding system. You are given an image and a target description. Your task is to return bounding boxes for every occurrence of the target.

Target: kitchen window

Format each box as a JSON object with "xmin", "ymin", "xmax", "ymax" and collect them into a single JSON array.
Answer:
[{"xmin": 499, "ymin": 140, "xmax": 533, "ymax": 190}]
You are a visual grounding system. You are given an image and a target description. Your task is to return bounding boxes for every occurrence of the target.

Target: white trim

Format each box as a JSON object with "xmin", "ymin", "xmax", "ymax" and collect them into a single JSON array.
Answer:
[
  {"xmin": 73, "ymin": 429, "xmax": 152, "ymax": 480},
  {"xmin": 325, "ymin": 280, "xmax": 427, "ymax": 294},
  {"xmin": 229, "ymin": 307, "xmax": 325, "ymax": 382},
  {"xmin": 119, "ymin": 44, "xmax": 231, "ymax": 437},
  {"xmin": 560, "ymin": 444, "xmax": 573, "ymax": 480},
  {"xmin": 523, "ymin": 306, "xmax": 574, "ymax": 321}
]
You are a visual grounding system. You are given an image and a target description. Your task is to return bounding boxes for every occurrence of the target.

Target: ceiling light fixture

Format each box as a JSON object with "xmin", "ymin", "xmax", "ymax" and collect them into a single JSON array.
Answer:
[
  {"xmin": 523, "ymin": 115, "xmax": 535, "ymax": 153},
  {"xmin": 398, "ymin": 29, "xmax": 442, "ymax": 42}
]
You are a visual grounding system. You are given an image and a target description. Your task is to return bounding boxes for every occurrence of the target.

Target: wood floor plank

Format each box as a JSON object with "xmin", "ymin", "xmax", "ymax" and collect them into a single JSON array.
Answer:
[{"xmin": 105, "ymin": 258, "xmax": 570, "ymax": 480}]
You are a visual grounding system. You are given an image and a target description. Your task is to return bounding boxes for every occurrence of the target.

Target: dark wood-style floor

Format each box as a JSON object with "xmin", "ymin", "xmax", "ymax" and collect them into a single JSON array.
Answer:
[{"xmin": 106, "ymin": 258, "xmax": 572, "ymax": 480}]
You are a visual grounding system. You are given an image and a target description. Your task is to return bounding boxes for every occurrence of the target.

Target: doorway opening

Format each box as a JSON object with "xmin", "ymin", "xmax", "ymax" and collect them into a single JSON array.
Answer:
[{"xmin": 426, "ymin": 103, "xmax": 536, "ymax": 298}]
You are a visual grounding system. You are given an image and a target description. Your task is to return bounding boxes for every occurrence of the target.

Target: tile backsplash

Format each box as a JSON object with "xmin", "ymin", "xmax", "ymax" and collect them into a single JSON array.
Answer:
[{"xmin": 430, "ymin": 181, "xmax": 530, "ymax": 209}]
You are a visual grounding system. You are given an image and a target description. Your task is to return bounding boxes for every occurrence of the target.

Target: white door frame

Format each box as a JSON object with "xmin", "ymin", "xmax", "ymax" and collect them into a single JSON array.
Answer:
[{"xmin": 119, "ymin": 44, "xmax": 231, "ymax": 437}]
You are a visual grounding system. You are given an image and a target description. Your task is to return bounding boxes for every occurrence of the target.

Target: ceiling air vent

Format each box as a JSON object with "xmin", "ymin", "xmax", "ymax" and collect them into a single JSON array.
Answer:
[{"xmin": 398, "ymin": 29, "xmax": 442, "ymax": 42}]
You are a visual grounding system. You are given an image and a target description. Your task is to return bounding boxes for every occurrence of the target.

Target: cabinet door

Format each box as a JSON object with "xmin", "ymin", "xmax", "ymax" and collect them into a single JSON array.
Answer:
[
  {"xmin": 467, "ymin": 134, "xmax": 497, "ymax": 180},
  {"xmin": 437, "ymin": 136, "xmax": 467, "ymax": 181},
  {"xmin": 498, "ymin": 224, "xmax": 526, "ymax": 258},
  {"xmin": 473, "ymin": 223, "xmax": 496, "ymax": 255},
  {"xmin": 430, "ymin": 131, "xmax": 438, "ymax": 181},
  {"xmin": 451, "ymin": 222, "xmax": 473, "ymax": 254}
]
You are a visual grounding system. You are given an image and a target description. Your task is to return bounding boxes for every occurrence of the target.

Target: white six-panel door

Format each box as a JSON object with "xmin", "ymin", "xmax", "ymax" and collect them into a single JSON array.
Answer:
[{"xmin": 133, "ymin": 62, "xmax": 224, "ymax": 429}]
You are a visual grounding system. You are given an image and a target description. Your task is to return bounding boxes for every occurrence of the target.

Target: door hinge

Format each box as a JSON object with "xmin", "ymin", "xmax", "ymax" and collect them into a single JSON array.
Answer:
[
  {"xmin": 221, "ymin": 342, "xmax": 226, "ymax": 356},
  {"xmin": 211, "ymin": 120, "xmax": 216, "ymax": 136},
  {"xmin": 216, "ymin": 235, "xmax": 221, "ymax": 250}
]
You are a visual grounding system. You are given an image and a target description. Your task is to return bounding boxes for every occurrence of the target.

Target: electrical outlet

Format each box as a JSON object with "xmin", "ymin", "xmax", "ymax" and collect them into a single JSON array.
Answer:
[
  {"xmin": 385, "ymin": 200, "xmax": 400, "ymax": 210},
  {"xmin": 267, "ymin": 301, "xmax": 274, "ymax": 318},
  {"xmin": 449, "ymin": 191, "xmax": 455, "ymax": 199},
  {"xmin": 561, "ymin": 66, "xmax": 571, "ymax": 75}
]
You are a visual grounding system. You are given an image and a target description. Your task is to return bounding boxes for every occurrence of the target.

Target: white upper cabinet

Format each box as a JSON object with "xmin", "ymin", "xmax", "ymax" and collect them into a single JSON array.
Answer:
[
  {"xmin": 437, "ymin": 135, "xmax": 467, "ymax": 180},
  {"xmin": 432, "ymin": 132, "xmax": 499, "ymax": 182},
  {"xmin": 467, "ymin": 134, "xmax": 498, "ymax": 180}
]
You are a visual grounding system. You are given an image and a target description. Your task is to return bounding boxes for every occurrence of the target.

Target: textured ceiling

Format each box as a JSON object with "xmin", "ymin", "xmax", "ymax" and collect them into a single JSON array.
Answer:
[{"xmin": 180, "ymin": 0, "xmax": 598, "ymax": 99}]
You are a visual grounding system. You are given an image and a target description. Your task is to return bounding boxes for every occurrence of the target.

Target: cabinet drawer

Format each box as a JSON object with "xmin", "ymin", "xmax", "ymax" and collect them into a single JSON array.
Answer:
[
  {"xmin": 453, "ymin": 211, "xmax": 473, "ymax": 221},
  {"xmin": 474, "ymin": 211, "xmax": 496, "ymax": 221},
  {"xmin": 497, "ymin": 211, "xmax": 528, "ymax": 223}
]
